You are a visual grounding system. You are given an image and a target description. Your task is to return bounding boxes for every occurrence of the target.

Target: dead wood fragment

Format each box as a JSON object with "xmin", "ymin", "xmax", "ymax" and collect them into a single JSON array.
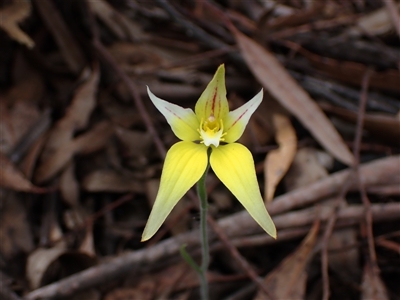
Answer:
[{"xmin": 24, "ymin": 201, "xmax": 400, "ymax": 300}]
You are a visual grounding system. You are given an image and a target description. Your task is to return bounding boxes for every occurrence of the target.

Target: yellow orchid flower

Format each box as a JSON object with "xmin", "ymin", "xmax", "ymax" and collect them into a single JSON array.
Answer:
[{"xmin": 142, "ymin": 64, "xmax": 276, "ymax": 241}]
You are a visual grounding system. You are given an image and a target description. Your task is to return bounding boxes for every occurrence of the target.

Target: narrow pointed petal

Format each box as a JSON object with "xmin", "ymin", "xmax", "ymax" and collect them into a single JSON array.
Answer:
[
  {"xmin": 210, "ymin": 143, "xmax": 276, "ymax": 238},
  {"xmin": 142, "ymin": 141, "xmax": 208, "ymax": 241},
  {"xmin": 224, "ymin": 89, "xmax": 263, "ymax": 143},
  {"xmin": 147, "ymin": 86, "xmax": 199, "ymax": 141},
  {"xmin": 195, "ymin": 64, "xmax": 229, "ymax": 120}
]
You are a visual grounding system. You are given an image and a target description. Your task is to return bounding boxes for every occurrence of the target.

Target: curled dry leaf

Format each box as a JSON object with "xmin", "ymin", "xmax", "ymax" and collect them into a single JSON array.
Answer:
[
  {"xmin": 0, "ymin": 1, "xmax": 34, "ymax": 48},
  {"xmin": 27, "ymin": 246, "xmax": 97, "ymax": 290},
  {"xmin": 255, "ymin": 221, "xmax": 320, "ymax": 300},
  {"xmin": 0, "ymin": 152, "xmax": 45, "ymax": 193},
  {"xmin": 264, "ymin": 113, "xmax": 297, "ymax": 203},
  {"xmin": 232, "ymin": 29, "xmax": 354, "ymax": 166},
  {"xmin": 27, "ymin": 246, "xmax": 66, "ymax": 290}
]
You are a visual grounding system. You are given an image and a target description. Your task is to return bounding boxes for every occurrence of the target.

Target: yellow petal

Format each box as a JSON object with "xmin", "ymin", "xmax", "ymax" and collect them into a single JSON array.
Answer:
[
  {"xmin": 210, "ymin": 143, "xmax": 276, "ymax": 238},
  {"xmin": 147, "ymin": 86, "xmax": 199, "ymax": 141},
  {"xmin": 224, "ymin": 89, "xmax": 263, "ymax": 143},
  {"xmin": 142, "ymin": 141, "xmax": 208, "ymax": 241},
  {"xmin": 195, "ymin": 64, "xmax": 229, "ymax": 121}
]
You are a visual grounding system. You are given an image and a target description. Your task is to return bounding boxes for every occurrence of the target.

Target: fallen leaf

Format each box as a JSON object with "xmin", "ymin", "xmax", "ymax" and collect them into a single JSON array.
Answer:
[
  {"xmin": 60, "ymin": 163, "xmax": 79, "ymax": 206},
  {"xmin": 232, "ymin": 29, "xmax": 354, "ymax": 166},
  {"xmin": 0, "ymin": 152, "xmax": 45, "ymax": 193},
  {"xmin": 347, "ymin": 3, "xmax": 400, "ymax": 36},
  {"xmin": 285, "ymin": 147, "xmax": 333, "ymax": 190},
  {"xmin": 73, "ymin": 121, "xmax": 114, "ymax": 154},
  {"xmin": 36, "ymin": 120, "xmax": 113, "ymax": 183},
  {"xmin": 264, "ymin": 113, "xmax": 297, "ymax": 202},
  {"xmin": 0, "ymin": 1, "xmax": 34, "ymax": 48},
  {"xmin": 255, "ymin": 221, "xmax": 320, "ymax": 299},
  {"xmin": 0, "ymin": 193, "xmax": 34, "ymax": 260},
  {"xmin": 26, "ymin": 246, "xmax": 66, "ymax": 290},
  {"xmin": 35, "ymin": 66, "xmax": 100, "ymax": 183},
  {"xmin": 34, "ymin": 0, "xmax": 86, "ymax": 73},
  {"xmin": 79, "ymin": 221, "xmax": 96, "ymax": 257},
  {"xmin": 82, "ymin": 169, "xmax": 144, "ymax": 193},
  {"xmin": 27, "ymin": 246, "xmax": 96, "ymax": 290},
  {"xmin": 89, "ymin": 0, "xmax": 144, "ymax": 41}
]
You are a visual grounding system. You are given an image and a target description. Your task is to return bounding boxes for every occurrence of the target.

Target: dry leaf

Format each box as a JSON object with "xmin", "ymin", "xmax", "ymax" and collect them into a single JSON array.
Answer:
[
  {"xmin": 284, "ymin": 147, "xmax": 359, "ymax": 280},
  {"xmin": 0, "ymin": 1, "xmax": 34, "ymax": 48},
  {"xmin": 26, "ymin": 246, "xmax": 66, "ymax": 289},
  {"xmin": 35, "ymin": 66, "xmax": 100, "ymax": 183},
  {"xmin": 40, "ymin": 66, "xmax": 99, "ymax": 159},
  {"xmin": 347, "ymin": 3, "xmax": 400, "ymax": 36},
  {"xmin": 0, "ymin": 152, "xmax": 44, "ymax": 193},
  {"xmin": 35, "ymin": 0, "xmax": 86, "ymax": 73},
  {"xmin": 35, "ymin": 142, "xmax": 77, "ymax": 183},
  {"xmin": 0, "ymin": 193, "xmax": 34, "ymax": 260},
  {"xmin": 79, "ymin": 222, "xmax": 96, "ymax": 257},
  {"xmin": 73, "ymin": 121, "xmax": 114, "ymax": 154},
  {"xmin": 27, "ymin": 246, "xmax": 96, "ymax": 290},
  {"xmin": 232, "ymin": 29, "xmax": 354, "ymax": 166},
  {"xmin": 361, "ymin": 261, "xmax": 389, "ymax": 300},
  {"xmin": 285, "ymin": 147, "xmax": 333, "ymax": 190},
  {"xmin": 89, "ymin": 0, "xmax": 144, "ymax": 41},
  {"xmin": 264, "ymin": 113, "xmax": 297, "ymax": 202},
  {"xmin": 0, "ymin": 95, "xmax": 41, "ymax": 155},
  {"xmin": 255, "ymin": 222, "xmax": 320, "ymax": 299},
  {"xmin": 60, "ymin": 163, "xmax": 79, "ymax": 206},
  {"xmin": 82, "ymin": 169, "xmax": 144, "ymax": 193}
]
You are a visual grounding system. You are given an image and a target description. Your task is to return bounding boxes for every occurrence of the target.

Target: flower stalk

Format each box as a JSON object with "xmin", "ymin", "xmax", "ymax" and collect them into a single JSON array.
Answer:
[{"xmin": 197, "ymin": 163, "xmax": 210, "ymax": 300}]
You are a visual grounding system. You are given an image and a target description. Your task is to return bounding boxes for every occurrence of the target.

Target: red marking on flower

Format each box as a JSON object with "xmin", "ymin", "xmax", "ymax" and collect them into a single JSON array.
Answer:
[
  {"xmin": 229, "ymin": 109, "xmax": 248, "ymax": 129},
  {"xmin": 211, "ymin": 86, "xmax": 217, "ymax": 114},
  {"xmin": 165, "ymin": 106, "xmax": 181, "ymax": 119}
]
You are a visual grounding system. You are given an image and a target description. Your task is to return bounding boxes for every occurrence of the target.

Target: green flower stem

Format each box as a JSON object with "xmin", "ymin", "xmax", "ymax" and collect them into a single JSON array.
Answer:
[{"xmin": 197, "ymin": 163, "xmax": 210, "ymax": 300}]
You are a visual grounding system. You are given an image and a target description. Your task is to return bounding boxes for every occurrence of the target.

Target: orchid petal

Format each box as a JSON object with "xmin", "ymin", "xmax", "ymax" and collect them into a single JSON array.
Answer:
[
  {"xmin": 147, "ymin": 86, "xmax": 199, "ymax": 141},
  {"xmin": 195, "ymin": 64, "xmax": 229, "ymax": 121},
  {"xmin": 224, "ymin": 89, "xmax": 263, "ymax": 143},
  {"xmin": 142, "ymin": 141, "xmax": 208, "ymax": 241},
  {"xmin": 210, "ymin": 143, "xmax": 276, "ymax": 238}
]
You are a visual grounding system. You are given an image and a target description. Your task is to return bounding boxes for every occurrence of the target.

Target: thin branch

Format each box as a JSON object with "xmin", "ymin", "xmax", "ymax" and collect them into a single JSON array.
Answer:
[
  {"xmin": 24, "ymin": 201, "xmax": 400, "ymax": 299},
  {"xmin": 355, "ymin": 68, "xmax": 379, "ymax": 274},
  {"xmin": 207, "ymin": 217, "xmax": 275, "ymax": 300}
]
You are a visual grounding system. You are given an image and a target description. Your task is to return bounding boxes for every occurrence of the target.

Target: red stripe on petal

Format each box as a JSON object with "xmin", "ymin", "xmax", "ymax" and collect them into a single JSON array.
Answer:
[{"xmin": 211, "ymin": 86, "xmax": 217, "ymax": 114}]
